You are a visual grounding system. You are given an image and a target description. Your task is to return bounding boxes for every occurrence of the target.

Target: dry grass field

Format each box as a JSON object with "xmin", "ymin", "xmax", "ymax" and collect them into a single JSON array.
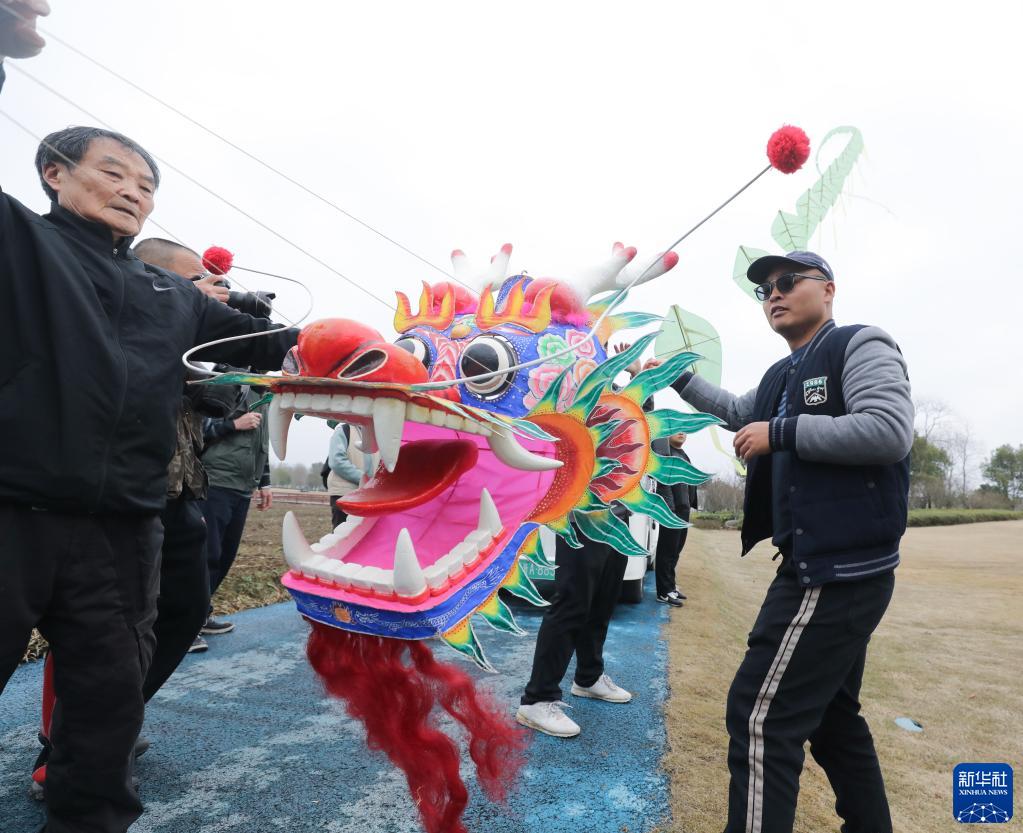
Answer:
[
  {"xmin": 662, "ymin": 521, "xmax": 1023, "ymax": 832},
  {"xmin": 211, "ymin": 501, "xmax": 333, "ymax": 615}
]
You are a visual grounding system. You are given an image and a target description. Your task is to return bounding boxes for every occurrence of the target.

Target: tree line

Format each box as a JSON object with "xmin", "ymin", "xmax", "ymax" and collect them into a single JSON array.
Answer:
[
  {"xmin": 696, "ymin": 397, "xmax": 1021, "ymax": 513},
  {"xmin": 270, "ymin": 462, "xmax": 327, "ymax": 491}
]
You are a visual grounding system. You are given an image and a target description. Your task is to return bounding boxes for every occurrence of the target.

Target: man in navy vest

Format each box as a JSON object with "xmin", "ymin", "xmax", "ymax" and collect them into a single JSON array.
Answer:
[{"xmin": 647, "ymin": 251, "xmax": 913, "ymax": 833}]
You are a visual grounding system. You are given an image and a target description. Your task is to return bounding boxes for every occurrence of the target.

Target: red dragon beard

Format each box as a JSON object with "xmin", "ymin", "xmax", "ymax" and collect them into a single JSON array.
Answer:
[{"xmin": 305, "ymin": 621, "xmax": 527, "ymax": 833}]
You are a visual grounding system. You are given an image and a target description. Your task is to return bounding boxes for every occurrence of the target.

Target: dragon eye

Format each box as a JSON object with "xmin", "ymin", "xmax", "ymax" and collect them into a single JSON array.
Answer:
[
  {"xmin": 459, "ymin": 335, "xmax": 517, "ymax": 399},
  {"xmin": 394, "ymin": 336, "xmax": 431, "ymax": 369},
  {"xmin": 337, "ymin": 349, "xmax": 387, "ymax": 379}
]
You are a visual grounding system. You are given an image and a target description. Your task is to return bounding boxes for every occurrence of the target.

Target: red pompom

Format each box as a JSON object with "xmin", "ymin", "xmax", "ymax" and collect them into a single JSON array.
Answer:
[
  {"xmin": 202, "ymin": 245, "xmax": 234, "ymax": 275},
  {"xmin": 766, "ymin": 125, "xmax": 811, "ymax": 174}
]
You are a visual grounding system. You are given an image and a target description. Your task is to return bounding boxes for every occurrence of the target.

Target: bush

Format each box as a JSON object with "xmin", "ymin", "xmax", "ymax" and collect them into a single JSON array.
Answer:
[
  {"xmin": 906, "ymin": 509, "xmax": 1023, "ymax": 527},
  {"xmin": 690, "ymin": 510, "xmax": 742, "ymax": 530},
  {"xmin": 688, "ymin": 508, "xmax": 1022, "ymax": 531}
]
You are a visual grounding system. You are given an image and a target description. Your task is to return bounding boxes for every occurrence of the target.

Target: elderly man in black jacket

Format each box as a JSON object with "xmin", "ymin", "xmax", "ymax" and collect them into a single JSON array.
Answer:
[
  {"xmin": 653, "ymin": 432, "xmax": 698, "ymax": 606},
  {"xmin": 0, "ymin": 9, "xmax": 298, "ymax": 832}
]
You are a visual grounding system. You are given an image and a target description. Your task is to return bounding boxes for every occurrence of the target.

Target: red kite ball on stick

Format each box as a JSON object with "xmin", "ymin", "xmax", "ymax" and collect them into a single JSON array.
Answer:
[
  {"xmin": 766, "ymin": 125, "xmax": 811, "ymax": 174},
  {"xmin": 202, "ymin": 245, "xmax": 234, "ymax": 275}
]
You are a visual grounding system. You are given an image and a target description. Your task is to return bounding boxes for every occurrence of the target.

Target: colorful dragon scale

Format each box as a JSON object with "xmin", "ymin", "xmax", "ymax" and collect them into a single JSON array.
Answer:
[{"xmin": 210, "ymin": 243, "xmax": 720, "ymax": 667}]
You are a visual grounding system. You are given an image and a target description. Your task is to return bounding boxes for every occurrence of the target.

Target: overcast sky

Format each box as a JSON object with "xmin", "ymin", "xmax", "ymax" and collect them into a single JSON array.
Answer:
[{"xmin": 2, "ymin": 1, "xmax": 1020, "ymax": 481}]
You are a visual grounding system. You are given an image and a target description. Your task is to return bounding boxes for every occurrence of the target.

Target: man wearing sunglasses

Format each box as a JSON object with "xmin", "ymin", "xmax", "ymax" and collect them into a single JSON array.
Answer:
[{"xmin": 646, "ymin": 250, "xmax": 913, "ymax": 833}]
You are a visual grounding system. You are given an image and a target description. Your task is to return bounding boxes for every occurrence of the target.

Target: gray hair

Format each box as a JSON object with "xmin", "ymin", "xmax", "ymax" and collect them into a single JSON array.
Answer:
[{"xmin": 35, "ymin": 126, "xmax": 161, "ymax": 201}]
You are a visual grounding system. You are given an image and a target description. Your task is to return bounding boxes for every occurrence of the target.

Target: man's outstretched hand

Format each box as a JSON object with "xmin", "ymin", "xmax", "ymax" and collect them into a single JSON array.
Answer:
[{"xmin": 0, "ymin": 0, "xmax": 50, "ymax": 60}]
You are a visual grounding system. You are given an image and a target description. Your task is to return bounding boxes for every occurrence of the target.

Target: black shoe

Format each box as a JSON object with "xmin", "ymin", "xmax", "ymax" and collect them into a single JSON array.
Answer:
[
  {"xmin": 188, "ymin": 635, "xmax": 209, "ymax": 653},
  {"xmin": 201, "ymin": 617, "xmax": 235, "ymax": 635},
  {"xmin": 674, "ymin": 587, "xmax": 688, "ymax": 600},
  {"xmin": 656, "ymin": 591, "xmax": 684, "ymax": 607},
  {"xmin": 134, "ymin": 735, "xmax": 151, "ymax": 759}
]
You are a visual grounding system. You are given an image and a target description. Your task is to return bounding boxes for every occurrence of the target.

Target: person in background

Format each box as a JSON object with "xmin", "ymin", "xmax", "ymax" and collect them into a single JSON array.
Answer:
[
  {"xmin": 326, "ymin": 422, "xmax": 368, "ymax": 529},
  {"xmin": 653, "ymin": 432, "xmax": 698, "ymax": 607},
  {"xmin": 199, "ymin": 379, "xmax": 273, "ymax": 636}
]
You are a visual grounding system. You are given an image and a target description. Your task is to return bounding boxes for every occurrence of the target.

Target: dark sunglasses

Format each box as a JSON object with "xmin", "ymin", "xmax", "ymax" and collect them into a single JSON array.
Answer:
[{"xmin": 754, "ymin": 273, "xmax": 831, "ymax": 301}]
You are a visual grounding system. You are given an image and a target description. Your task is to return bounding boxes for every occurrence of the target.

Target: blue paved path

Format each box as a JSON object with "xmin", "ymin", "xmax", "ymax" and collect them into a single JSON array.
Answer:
[{"xmin": 1, "ymin": 574, "xmax": 670, "ymax": 832}]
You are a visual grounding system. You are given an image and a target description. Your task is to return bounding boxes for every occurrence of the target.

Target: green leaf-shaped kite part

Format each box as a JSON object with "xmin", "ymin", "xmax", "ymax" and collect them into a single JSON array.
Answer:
[
  {"xmin": 509, "ymin": 418, "xmax": 557, "ymax": 442},
  {"xmin": 585, "ymin": 287, "xmax": 631, "ymax": 318},
  {"xmin": 570, "ymin": 509, "xmax": 648, "ymax": 557},
  {"xmin": 647, "ymin": 451, "xmax": 714, "ymax": 485},
  {"xmin": 566, "ymin": 373, "xmax": 610, "ymax": 420},
  {"xmin": 500, "ymin": 560, "xmax": 550, "ymax": 607},
  {"xmin": 646, "ymin": 408, "xmax": 724, "ymax": 438},
  {"xmin": 573, "ymin": 509, "xmax": 647, "ymax": 556},
  {"xmin": 517, "ymin": 529, "xmax": 553, "ymax": 569},
  {"xmin": 575, "ymin": 333, "xmax": 658, "ymax": 403},
  {"xmin": 733, "ymin": 245, "xmax": 771, "ymax": 302},
  {"xmin": 440, "ymin": 619, "xmax": 496, "ymax": 672},
  {"xmin": 476, "ymin": 594, "xmax": 525, "ymax": 635},
  {"xmin": 593, "ymin": 456, "xmax": 621, "ymax": 482},
  {"xmin": 546, "ymin": 515, "xmax": 583, "ymax": 548},
  {"xmin": 589, "ymin": 419, "xmax": 624, "ymax": 448},
  {"xmin": 574, "ymin": 490, "xmax": 611, "ymax": 513},
  {"xmin": 622, "ymin": 351, "xmax": 701, "ymax": 403},
  {"xmin": 615, "ymin": 486, "xmax": 687, "ymax": 529},
  {"xmin": 604, "ymin": 311, "xmax": 663, "ymax": 334},
  {"xmin": 770, "ymin": 126, "xmax": 864, "ymax": 251}
]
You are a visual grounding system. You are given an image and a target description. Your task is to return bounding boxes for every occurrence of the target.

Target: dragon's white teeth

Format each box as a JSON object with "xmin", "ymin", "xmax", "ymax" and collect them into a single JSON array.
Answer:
[
  {"xmin": 269, "ymin": 397, "xmax": 292, "ymax": 460},
  {"xmin": 428, "ymin": 409, "xmax": 447, "ymax": 427},
  {"xmin": 310, "ymin": 394, "xmax": 331, "ymax": 411},
  {"xmin": 279, "ymin": 392, "xmax": 296, "ymax": 408},
  {"xmin": 465, "ymin": 529, "xmax": 492, "ymax": 550},
  {"xmin": 487, "ymin": 429, "xmax": 562, "ymax": 472},
  {"xmin": 423, "ymin": 563, "xmax": 449, "ymax": 590},
  {"xmin": 333, "ymin": 515, "xmax": 364, "ymax": 536},
  {"xmin": 452, "ymin": 540, "xmax": 479, "ymax": 568},
  {"xmin": 351, "ymin": 396, "xmax": 373, "ymax": 416},
  {"xmin": 392, "ymin": 529, "xmax": 427, "ymax": 597},
  {"xmin": 477, "ymin": 488, "xmax": 502, "ymax": 536},
  {"xmin": 444, "ymin": 413, "xmax": 465, "ymax": 430},
  {"xmin": 407, "ymin": 403, "xmax": 430, "ymax": 423},
  {"xmin": 372, "ymin": 398, "xmax": 406, "ymax": 473},
  {"xmin": 293, "ymin": 393, "xmax": 312, "ymax": 411},
  {"xmin": 282, "ymin": 511, "xmax": 314, "ymax": 572},
  {"xmin": 330, "ymin": 393, "xmax": 352, "ymax": 411}
]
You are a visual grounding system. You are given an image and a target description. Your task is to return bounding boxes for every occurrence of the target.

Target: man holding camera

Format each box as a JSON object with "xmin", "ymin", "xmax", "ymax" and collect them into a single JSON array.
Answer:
[
  {"xmin": 647, "ymin": 251, "xmax": 912, "ymax": 833},
  {"xmin": 0, "ymin": 6, "xmax": 298, "ymax": 831}
]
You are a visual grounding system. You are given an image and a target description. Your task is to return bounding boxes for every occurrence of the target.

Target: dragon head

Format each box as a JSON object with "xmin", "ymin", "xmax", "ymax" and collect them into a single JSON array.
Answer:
[{"xmin": 245, "ymin": 243, "xmax": 720, "ymax": 668}]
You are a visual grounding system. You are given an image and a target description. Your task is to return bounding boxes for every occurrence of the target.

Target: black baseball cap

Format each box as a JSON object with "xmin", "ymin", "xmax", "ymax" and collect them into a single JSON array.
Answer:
[{"xmin": 746, "ymin": 250, "xmax": 835, "ymax": 285}]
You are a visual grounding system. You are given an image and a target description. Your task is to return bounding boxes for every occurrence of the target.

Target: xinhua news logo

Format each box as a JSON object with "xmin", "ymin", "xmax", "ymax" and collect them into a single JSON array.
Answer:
[{"xmin": 953, "ymin": 763, "xmax": 1013, "ymax": 824}]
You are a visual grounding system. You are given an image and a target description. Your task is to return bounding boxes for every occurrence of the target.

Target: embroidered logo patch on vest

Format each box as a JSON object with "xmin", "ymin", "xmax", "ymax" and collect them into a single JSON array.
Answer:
[{"xmin": 803, "ymin": 376, "xmax": 828, "ymax": 406}]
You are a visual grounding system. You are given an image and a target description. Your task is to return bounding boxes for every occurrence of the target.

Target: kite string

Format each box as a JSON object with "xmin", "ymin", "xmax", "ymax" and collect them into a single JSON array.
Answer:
[
  {"xmin": 2, "ymin": 14, "xmax": 775, "ymax": 386},
  {"xmin": 1, "ymin": 2, "xmax": 460, "ymax": 288},
  {"xmin": 3, "ymin": 61, "xmax": 393, "ymax": 313}
]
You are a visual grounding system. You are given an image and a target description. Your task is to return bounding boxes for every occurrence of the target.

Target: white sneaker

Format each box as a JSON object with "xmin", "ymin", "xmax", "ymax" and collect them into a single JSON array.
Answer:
[
  {"xmin": 571, "ymin": 673, "xmax": 633, "ymax": 703},
  {"xmin": 516, "ymin": 701, "xmax": 581, "ymax": 738}
]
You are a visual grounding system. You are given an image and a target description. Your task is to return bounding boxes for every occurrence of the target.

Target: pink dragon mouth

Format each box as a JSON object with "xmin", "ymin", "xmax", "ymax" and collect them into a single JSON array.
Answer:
[{"xmin": 274, "ymin": 388, "xmax": 561, "ymax": 611}]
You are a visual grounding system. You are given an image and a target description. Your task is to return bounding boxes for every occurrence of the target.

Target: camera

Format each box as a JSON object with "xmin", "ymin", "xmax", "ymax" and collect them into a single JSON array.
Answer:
[{"xmin": 213, "ymin": 277, "xmax": 275, "ymax": 320}]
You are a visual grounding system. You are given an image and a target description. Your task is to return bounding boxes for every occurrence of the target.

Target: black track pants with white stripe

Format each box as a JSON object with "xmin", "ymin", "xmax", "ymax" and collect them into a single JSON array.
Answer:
[{"xmin": 723, "ymin": 559, "xmax": 895, "ymax": 833}]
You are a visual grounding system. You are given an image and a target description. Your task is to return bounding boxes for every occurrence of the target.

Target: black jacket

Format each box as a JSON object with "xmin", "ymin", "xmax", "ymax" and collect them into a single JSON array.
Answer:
[
  {"xmin": 741, "ymin": 325, "xmax": 910, "ymax": 585},
  {"xmin": 0, "ymin": 113, "xmax": 297, "ymax": 511}
]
